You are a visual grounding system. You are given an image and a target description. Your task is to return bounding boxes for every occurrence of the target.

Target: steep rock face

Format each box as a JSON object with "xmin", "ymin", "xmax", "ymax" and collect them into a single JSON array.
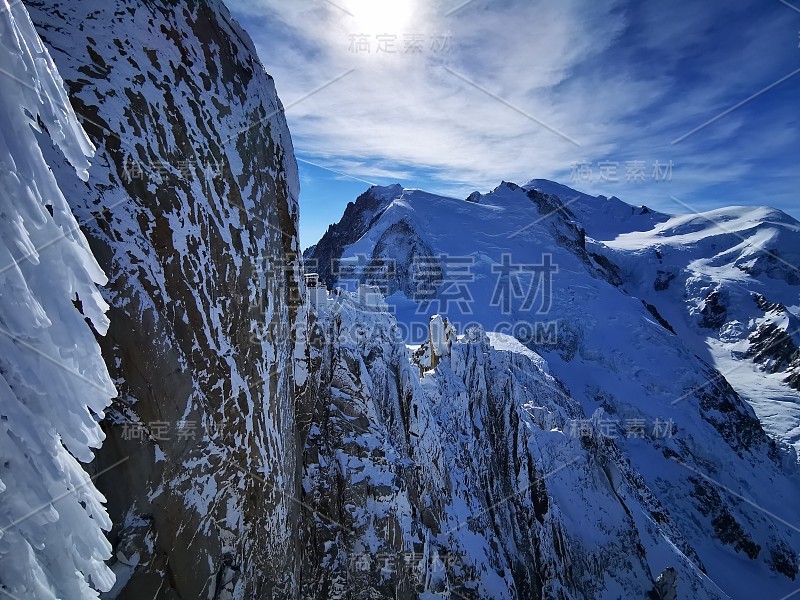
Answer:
[
  {"xmin": 28, "ymin": 0, "xmax": 304, "ymax": 597},
  {"xmin": 746, "ymin": 295, "xmax": 800, "ymax": 390},
  {"xmin": 305, "ymin": 185, "xmax": 402, "ymax": 289},
  {"xmin": 298, "ymin": 291, "xmax": 728, "ymax": 599},
  {"xmin": 365, "ymin": 219, "xmax": 442, "ymax": 298}
]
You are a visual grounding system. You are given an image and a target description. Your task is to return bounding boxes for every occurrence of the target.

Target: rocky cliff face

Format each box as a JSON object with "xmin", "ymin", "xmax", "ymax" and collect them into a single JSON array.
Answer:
[
  {"xmin": 297, "ymin": 291, "xmax": 727, "ymax": 599},
  {"xmin": 304, "ymin": 185, "xmax": 403, "ymax": 290},
  {"xmin": 28, "ymin": 0, "xmax": 304, "ymax": 596}
]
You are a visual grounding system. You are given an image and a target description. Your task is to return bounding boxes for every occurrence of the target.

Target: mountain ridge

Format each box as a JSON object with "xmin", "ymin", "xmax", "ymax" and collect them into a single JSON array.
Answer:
[{"xmin": 305, "ymin": 176, "xmax": 800, "ymax": 599}]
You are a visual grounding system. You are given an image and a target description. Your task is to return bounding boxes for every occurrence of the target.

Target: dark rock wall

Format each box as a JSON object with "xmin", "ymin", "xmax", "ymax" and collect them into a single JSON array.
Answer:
[{"xmin": 29, "ymin": 0, "xmax": 304, "ymax": 596}]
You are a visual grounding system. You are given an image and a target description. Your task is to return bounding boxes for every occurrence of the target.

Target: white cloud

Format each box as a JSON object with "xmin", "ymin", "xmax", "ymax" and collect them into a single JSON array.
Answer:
[{"xmin": 228, "ymin": 0, "xmax": 800, "ymax": 212}]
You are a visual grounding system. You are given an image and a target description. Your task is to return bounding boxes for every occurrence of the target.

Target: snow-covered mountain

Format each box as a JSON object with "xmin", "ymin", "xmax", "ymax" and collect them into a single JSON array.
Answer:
[
  {"xmin": 5, "ymin": 0, "xmax": 800, "ymax": 597},
  {"xmin": 306, "ymin": 181, "xmax": 800, "ymax": 599},
  {"xmin": 298, "ymin": 291, "xmax": 728, "ymax": 598},
  {"xmin": 523, "ymin": 178, "xmax": 800, "ymax": 451},
  {"xmin": 587, "ymin": 200, "xmax": 800, "ymax": 450}
]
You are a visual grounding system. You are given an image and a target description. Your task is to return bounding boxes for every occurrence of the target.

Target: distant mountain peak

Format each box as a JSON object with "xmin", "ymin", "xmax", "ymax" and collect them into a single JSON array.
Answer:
[{"xmin": 367, "ymin": 182, "xmax": 404, "ymax": 200}]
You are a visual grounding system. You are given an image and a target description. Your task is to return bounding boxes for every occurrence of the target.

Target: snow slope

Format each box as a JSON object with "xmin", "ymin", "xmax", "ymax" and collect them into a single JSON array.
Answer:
[
  {"xmin": 0, "ymin": 2, "xmax": 116, "ymax": 597},
  {"xmin": 525, "ymin": 178, "xmax": 670, "ymax": 239},
  {"xmin": 520, "ymin": 180, "xmax": 800, "ymax": 455},
  {"xmin": 595, "ymin": 204, "xmax": 800, "ymax": 454}
]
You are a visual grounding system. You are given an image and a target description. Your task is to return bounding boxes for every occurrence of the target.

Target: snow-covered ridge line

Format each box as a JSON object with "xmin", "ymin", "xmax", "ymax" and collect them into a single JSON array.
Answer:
[{"xmin": 0, "ymin": 1, "xmax": 116, "ymax": 597}]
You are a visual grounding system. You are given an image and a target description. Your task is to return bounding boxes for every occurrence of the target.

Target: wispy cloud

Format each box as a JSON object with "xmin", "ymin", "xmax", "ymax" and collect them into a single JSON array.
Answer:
[{"xmin": 226, "ymin": 0, "xmax": 800, "ymax": 242}]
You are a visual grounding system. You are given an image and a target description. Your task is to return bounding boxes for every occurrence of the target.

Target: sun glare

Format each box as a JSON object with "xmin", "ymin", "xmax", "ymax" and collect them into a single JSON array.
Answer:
[{"xmin": 349, "ymin": 0, "xmax": 416, "ymax": 33}]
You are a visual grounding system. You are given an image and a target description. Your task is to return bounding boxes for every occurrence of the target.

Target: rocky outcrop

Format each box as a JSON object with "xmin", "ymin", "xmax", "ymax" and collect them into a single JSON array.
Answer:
[
  {"xmin": 699, "ymin": 289, "xmax": 728, "ymax": 329},
  {"xmin": 654, "ymin": 269, "xmax": 677, "ymax": 291},
  {"xmin": 745, "ymin": 294, "xmax": 800, "ymax": 390},
  {"xmin": 365, "ymin": 219, "xmax": 442, "ymax": 298},
  {"xmin": 736, "ymin": 251, "xmax": 800, "ymax": 285},
  {"xmin": 29, "ymin": 0, "xmax": 304, "ymax": 596},
  {"xmin": 641, "ymin": 300, "xmax": 677, "ymax": 334},
  {"xmin": 747, "ymin": 323, "xmax": 800, "ymax": 390}
]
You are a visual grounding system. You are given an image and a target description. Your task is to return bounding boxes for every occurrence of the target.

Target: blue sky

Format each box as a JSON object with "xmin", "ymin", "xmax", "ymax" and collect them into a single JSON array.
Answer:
[{"xmin": 225, "ymin": 0, "xmax": 800, "ymax": 248}]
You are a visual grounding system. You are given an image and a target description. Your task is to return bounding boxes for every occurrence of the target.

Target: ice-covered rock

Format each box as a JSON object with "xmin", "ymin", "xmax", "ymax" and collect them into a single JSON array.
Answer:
[{"xmin": 0, "ymin": 2, "xmax": 116, "ymax": 597}]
